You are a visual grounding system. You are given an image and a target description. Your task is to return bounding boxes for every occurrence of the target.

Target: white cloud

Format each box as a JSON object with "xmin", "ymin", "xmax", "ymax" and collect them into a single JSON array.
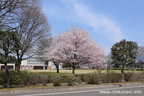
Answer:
[
  {"xmin": 42, "ymin": 5, "xmax": 61, "ymax": 18},
  {"xmin": 60, "ymin": 0, "xmax": 123, "ymax": 42},
  {"xmin": 42, "ymin": 0, "xmax": 124, "ymax": 54}
]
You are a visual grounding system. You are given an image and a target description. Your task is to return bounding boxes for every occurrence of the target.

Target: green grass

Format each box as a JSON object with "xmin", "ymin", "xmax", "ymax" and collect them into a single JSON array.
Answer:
[{"xmin": 29, "ymin": 69, "xmax": 143, "ymax": 74}]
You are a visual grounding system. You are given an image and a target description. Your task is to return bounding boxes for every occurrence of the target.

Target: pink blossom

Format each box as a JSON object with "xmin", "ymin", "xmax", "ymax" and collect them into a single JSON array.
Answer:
[{"xmin": 46, "ymin": 27, "xmax": 106, "ymax": 73}]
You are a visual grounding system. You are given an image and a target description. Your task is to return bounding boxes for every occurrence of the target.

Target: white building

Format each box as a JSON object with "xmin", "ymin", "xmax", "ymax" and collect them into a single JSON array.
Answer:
[{"xmin": 0, "ymin": 57, "xmax": 63, "ymax": 70}]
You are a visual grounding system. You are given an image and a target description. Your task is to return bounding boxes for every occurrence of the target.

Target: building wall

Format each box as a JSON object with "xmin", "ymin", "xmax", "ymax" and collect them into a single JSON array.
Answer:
[
  {"xmin": 47, "ymin": 66, "xmax": 52, "ymax": 69},
  {"xmin": 21, "ymin": 60, "xmax": 27, "ymax": 65},
  {"xmin": 46, "ymin": 61, "xmax": 63, "ymax": 69},
  {"xmin": 0, "ymin": 58, "xmax": 63, "ymax": 70},
  {"xmin": 0, "ymin": 63, "xmax": 15, "ymax": 70},
  {"xmin": 20, "ymin": 65, "xmax": 34, "ymax": 70}
]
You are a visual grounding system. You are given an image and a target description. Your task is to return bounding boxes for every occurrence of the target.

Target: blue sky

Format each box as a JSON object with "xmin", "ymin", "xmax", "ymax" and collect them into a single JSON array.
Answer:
[{"xmin": 42, "ymin": 0, "xmax": 144, "ymax": 55}]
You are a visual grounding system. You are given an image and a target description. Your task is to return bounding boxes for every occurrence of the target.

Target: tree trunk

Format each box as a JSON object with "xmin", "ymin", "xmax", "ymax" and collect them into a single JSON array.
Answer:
[
  {"xmin": 17, "ymin": 64, "xmax": 20, "ymax": 72},
  {"xmin": 72, "ymin": 67, "xmax": 75, "ymax": 74},
  {"xmin": 56, "ymin": 65, "xmax": 59, "ymax": 73},
  {"xmin": 16, "ymin": 60, "xmax": 21, "ymax": 72},
  {"xmin": 5, "ymin": 63, "xmax": 10, "ymax": 88},
  {"xmin": 72, "ymin": 63, "xmax": 76, "ymax": 74},
  {"xmin": 121, "ymin": 65, "xmax": 125, "ymax": 82}
]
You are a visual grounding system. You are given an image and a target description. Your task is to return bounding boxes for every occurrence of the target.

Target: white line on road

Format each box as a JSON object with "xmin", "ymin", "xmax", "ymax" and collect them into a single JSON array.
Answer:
[{"xmin": 20, "ymin": 85, "xmax": 144, "ymax": 96}]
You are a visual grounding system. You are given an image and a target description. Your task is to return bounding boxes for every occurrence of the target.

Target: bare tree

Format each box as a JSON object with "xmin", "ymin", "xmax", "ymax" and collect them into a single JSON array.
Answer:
[
  {"xmin": 36, "ymin": 37, "xmax": 52, "ymax": 69},
  {"xmin": 37, "ymin": 37, "xmax": 52, "ymax": 57},
  {"xmin": 0, "ymin": 0, "xmax": 18, "ymax": 23},
  {"xmin": 43, "ymin": 37, "xmax": 62, "ymax": 73},
  {"xmin": 0, "ymin": 0, "xmax": 27, "ymax": 29},
  {"xmin": 14, "ymin": 1, "xmax": 50, "ymax": 71},
  {"xmin": 136, "ymin": 46, "xmax": 144, "ymax": 70},
  {"xmin": 106, "ymin": 53, "xmax": 113, "ymax": 69}
]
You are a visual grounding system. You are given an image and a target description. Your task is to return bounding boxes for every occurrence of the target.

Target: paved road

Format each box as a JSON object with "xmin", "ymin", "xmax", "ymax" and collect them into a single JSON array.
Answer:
[{"xmin": 0, "ymin": 85, "xmax": 144, "ymax": 96}]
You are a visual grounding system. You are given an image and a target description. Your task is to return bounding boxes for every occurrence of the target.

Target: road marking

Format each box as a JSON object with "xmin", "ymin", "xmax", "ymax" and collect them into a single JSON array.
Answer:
[{"xmin": 20, "ymin": 85, "xmax": 144, "ymax": 96}]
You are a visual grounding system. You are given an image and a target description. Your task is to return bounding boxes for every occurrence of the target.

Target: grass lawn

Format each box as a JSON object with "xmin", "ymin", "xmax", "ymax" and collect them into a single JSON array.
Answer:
[{"xmin": 29, "ymin": 69, "xmax": 143, "ymax": 74}]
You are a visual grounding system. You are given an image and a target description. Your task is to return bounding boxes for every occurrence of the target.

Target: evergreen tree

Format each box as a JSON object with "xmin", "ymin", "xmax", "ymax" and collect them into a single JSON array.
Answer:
[
  {"xmin": 0, "ymin": 30, "xmax": 17, "ymax": 88},
  {"xmin": 111, "ymin": 39, "xmax": 138, "ymax": 82}
]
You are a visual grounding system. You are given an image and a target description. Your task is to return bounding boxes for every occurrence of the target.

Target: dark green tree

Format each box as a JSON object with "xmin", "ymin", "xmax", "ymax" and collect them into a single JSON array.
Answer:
[
  {"xmin": 62, "ymin": 62, "xmax": 72, "ymax": 69},
  {"xmin": 0, "ymin": 30, "xmax": 17, "ymax": 88},
  {"xmin": 111, "ymin": 39, "xmax": 138, "ymax": 82}
]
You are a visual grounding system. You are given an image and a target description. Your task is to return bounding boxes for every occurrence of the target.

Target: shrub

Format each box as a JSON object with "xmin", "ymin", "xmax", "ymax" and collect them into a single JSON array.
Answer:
[
  {"xmin": 85, "ymin": 72, "xmax": 101, "ymax": 84},
  {"xmin": 75, "ymin": 74, "xmax": 86, "ymax": 82},
  {"xmin": 20, "ymin": 71, "xmax": 31, "ymax": 86},
  {"xmin": 125, "ymin": 72, "xmax": 144, "ymax": 81},
  {"xmin": 50, "ymin": 75, "xmax": 62, "ymax": 86},
  {"xmin": 0, "ymin": 71, "xmax": 6, "ymax": 85},
  {"xmin": 106, "ymin": 68, "xmax": 143, "ymax": 71},
  {"xmin": 43, "ymin": 73, "xmax": 66, "ymax": 83},
  {"xmin": 0, "ymin": 70, "xmax": 50, "ymax": 87},
  {"xmin": 124, "ymin": 72, "xmax": 133, "ymax": 81},
  {"xmin": 38, "ymin": 74, "xmax": 49, "ymax": 86},
  {"xmin": 65, "ymin": 74, "xmax": 75, "ymax": 86},
  {"xmin": 75, "ymin": 76, "xmax": 82, "ymax": 84},
  {"xmin": 9, "ymin": 70, "xmax": 22, "ymax": 85},
  {"xmin": 101, "ymin": 71, "xmax": 120, "ymax": 83},
  {"xmin": 9, "ymin": 71, "xmax": 43, "ymax": 86},
  {"xmin": 134, "ymin": 73, "xmax": 144, "ymax": 81},
  {"xmin": 28, "ymin": 73, "xmax": 40, "ymax": 85}
]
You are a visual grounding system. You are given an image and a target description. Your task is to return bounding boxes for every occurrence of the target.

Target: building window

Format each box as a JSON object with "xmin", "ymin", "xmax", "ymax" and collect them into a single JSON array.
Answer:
[
  {"xmin": 34, "ymin": 66, "xmax": 43, "ymax": 70},
  {"xmin": 22, "ymin": 66, "xmax": 24, "ymax": 70},
  {"xmin": 27, "ymin": 60, "xmax": 44, "ymax": 64},
  {"xmin": 26, "ymin": 66, "xmax": 28, "ymax": 70},
  {"xmin": 30, "ymin": 66, "xmax": 32, "ymax": 70}
]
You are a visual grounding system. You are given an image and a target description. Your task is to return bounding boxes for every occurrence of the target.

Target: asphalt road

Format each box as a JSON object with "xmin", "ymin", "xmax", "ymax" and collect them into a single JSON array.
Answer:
[{"xmin": 1, "ymin": 85, "xmax": 144, "ymax": 96}]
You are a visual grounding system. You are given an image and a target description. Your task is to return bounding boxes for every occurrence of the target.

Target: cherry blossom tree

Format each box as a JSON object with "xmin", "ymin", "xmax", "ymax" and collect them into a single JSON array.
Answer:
[
  {"xmin": 89, "ymin": 47, "xmax": 107, "ymax": 69},
  {"xmin": 44, "ymin": 38, "xmax": 65, "ymax": 73},
  {"xmin": 47, "ymin": 27, "xmax": 106, "ymax": 74}
]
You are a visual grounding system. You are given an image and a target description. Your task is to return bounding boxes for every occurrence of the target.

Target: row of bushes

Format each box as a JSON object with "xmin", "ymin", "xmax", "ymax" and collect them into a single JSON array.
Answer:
[
  {"xmin": 0, "ymin": 71, "xmax": 49, "ymax": 87},
  {"xmin": 85, "ymin": 71, "xmax": 144, "ymax": 84},
  {"xmin": 0, "ymin": 70, "xmax": 144, "ymax": 87},
  {"xmin": 0, "ymin": 71, "xmax": 76, "ymax": 87},
  {"xmin": 106, "ymin": 68, "xmax": 143, "ymax": 71}
]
